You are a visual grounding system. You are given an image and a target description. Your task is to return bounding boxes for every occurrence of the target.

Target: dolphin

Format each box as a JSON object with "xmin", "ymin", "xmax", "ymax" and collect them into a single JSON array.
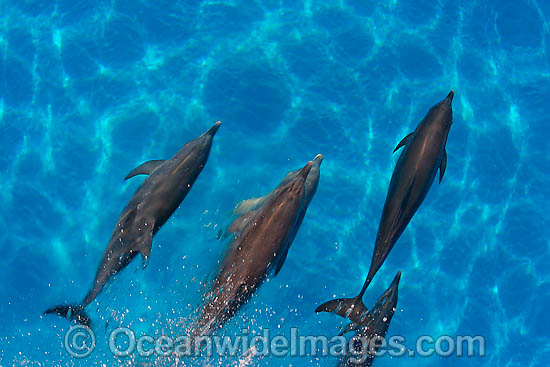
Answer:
[
  {"xmin": 223, "ymin": 154, "xmax": 323, "ymax": 273},
  {"xmin": 339, "ymin": 271, "xmax": 401, "ymax": 367},
  {"xmin": 193, "ymin": 160, "xmax": 315, "ymax": 336},
  {"xmin": 44, "ymin": 121, "xmax": 222, "ymax": 325},
  {"xmin": 317, "ymin": 91, "xmax": 454, "ymax": 320}
]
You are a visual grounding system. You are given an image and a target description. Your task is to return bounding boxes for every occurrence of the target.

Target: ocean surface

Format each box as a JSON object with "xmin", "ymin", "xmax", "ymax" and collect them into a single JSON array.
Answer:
[{"xmin": 1, "ymin": 0, "xmax": 549, "ymax": 366}]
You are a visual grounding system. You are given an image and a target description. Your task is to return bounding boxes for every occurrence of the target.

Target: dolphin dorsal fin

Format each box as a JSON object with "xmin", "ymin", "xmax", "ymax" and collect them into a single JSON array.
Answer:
[
  {"xmin": 393, "ymin": 132, "xmax": 415, "ymax": 153},
  {"xmin": 124, "ymin": 160, "xmax": 165, "ymax": 180}
]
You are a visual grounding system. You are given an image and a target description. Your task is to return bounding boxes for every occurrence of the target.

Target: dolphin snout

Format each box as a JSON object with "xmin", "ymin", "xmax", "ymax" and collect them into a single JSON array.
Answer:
[
  {"xmin": 446, "ymin": 90, "xmax": 454, "ymax": 103},
  {"xmin": 392, "ymin": 270, "xmax": 402, "ymax": 286},
  {"xmin": 298, "ymin": 161, "xmax": 313, "ymax": 179},
  {"xmin": 313, "ymin": 154, "xmax": 324, "ymax": 165},
  {"xmin": 206, "ymin": 121, "xmax": 222, "ymax": 136}
]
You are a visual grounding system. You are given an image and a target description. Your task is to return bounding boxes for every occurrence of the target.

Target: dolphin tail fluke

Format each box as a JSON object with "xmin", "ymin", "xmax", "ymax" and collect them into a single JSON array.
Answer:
[
  {"xmin": 44, "ymin": 304, "xmax": 91, "ymax": 326},
  {"xmin": 315, "ymin": 296, "xmax": 373, "ymax": 325}
]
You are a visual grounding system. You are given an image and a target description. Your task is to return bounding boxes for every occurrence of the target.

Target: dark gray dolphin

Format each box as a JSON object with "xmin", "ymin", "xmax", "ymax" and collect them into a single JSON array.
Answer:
[
  {"xmin": 317, "ymin": 91, "xmax": 453, "ymax": 320},
  {"xmin": 44, "ymin": 121, "xmax": 221, "ymax": 325},
  {"xmin": 193, "ymin": 160, "xmax": 314, "ymax": 336},
  {"xmin": 339, "ymin": 271, "xmax": 401, "ymax": 367}
]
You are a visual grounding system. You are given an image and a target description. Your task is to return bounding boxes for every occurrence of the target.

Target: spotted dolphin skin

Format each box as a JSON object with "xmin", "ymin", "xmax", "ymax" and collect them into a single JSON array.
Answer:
[
  {"xmin": 339, "ymin": 271, "xmax": 401, "ymax": 367},
  {"xmin": 317, "ymin": 91, "xmax": 454, "ymax": 321},
  {"xmin": 193, "ymin": 160, "xmax": 317, "ymax": 336},
  {"xmin": 44, "ymin": 121, "xmax": 222, "ymax": 325}
]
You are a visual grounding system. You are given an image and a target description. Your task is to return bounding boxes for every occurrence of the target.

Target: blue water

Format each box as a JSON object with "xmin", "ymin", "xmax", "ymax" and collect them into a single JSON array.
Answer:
[{"xmin": 1, "ymin": 0, "xmax": 549, "ymax": 366}]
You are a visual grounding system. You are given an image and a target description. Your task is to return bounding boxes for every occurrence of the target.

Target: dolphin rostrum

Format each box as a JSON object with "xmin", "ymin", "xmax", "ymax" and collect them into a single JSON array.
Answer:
[
  {"xmin": 44, "ymin": 121, "xmax": 221, "ymax": 325},
  {"xmin": 317, "ymin": 91, "xmax": 454, "ymax": 320},
  {"xmin": 339, "ymin": 271, "xmax": 401, "ymax": 367},
  {"xmin": 194, "ymin": 159, "xmax": 319, "ymax": 336}
]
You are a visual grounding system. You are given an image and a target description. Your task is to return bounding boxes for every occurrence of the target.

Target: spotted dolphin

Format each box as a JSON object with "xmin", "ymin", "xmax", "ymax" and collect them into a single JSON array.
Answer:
[
  {"xmin": 317, "ymin": 91, "xmax": 454, "ymax": 320},
  {"xmin": 44, "ymin": 121, "xmax": 221, "ymax": 325},
  {"xmin": 193, "ymin": 160, "xmax": 316, "ymax": 336}
]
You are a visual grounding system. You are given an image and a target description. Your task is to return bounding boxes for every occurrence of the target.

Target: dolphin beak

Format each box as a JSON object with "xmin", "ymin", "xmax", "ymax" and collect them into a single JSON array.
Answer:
[
  {"xmin": 446, "ymin": 90, "xmax": 454, "ymax": 104},
  {"xmin": 313, "ymin": 154, "xmax": 324, "ymax": 166},
  {"xmin": 298, "ymin": 161, "xmax": 313, "ymax": 179},
  {"xmin": 206, "ymin": 121, "xmax": 222, "ymax": 136},
  {"xmin": 391, "ymin": 270, "xmax": 402, "ymax": 287}
]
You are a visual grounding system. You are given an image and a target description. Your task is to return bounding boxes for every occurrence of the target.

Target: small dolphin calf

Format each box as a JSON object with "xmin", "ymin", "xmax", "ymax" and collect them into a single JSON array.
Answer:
[
  {"xmin": 317, "ymin": 91, "xmax": 454, "ymax": 319},
  {"xmin": 339, "ymin": 271, "xmax": 401, "ymax": 367},
  {"xmin": 194, "ymin": 158, "xmax": 321, "ymax": 336},
  {"xmin": 45, "ymin": 121, "xmax": 221, "ymax": 325}
]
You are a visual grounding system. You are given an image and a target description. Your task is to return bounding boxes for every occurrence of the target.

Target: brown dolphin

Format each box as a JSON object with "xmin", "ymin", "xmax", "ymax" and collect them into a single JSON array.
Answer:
[
  {"xmin": 317, "ymin": 91, "xmax": 453, "ymax": 320},
  {"xmin": 339, "ymin": 271, "xmax": 401, "ymax": 367},
  {"xmin": 222, "ymin": 154, "xmax": 323, "ymax": 275},
  {"xmin": 193, "ymin": 160, "xmax": 315, "ymax": 336},
  {"xmin": 45, "ymin": 121, "xmax": 221, "ymax": 325}
]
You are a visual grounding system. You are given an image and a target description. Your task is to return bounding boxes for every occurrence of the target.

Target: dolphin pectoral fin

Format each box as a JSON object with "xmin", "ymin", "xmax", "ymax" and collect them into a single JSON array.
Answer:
[
  {"xmin": 225, "ymin": 195, "xmax": 272, "ymax": 238},
  {"xmin": 273, "ymin": 245, "xmax": 291, "ymax": 276},
  {"xmin": 139, "ymin": 243, "xmax": 151, "ymax": 269},
  {"xmin": 223, "ymin": 196, "xmax": 268, "ymax": 238},
  {"xmin": 220, "ymin": 209, "xmax": 258, "ymax": 241},
  {"xmin": 315, "ymin": 296, "xmax": 373, "ymax": 325},
  {"xmin": 141, "ymin": 255, "xmax": 149, "ymax": 269},
  {"xmin": 393, "ymin": 132, "xmax": 415, "ymax": 153},
  {"xmin": 233, "ymin": 210, "xmax": 257, "ymax": 231},
  {"xmin": 439, "ymin": 150, "xmax": 447, "ymax": 183},
  {"xmin": 136, "ymin": 229, "xmax": 154, "ymax": 269},
  {"xmin": 124, "ymin": 160, "xmax": 165, "ymax": 180},
  {"xmin": 233, "ymin": 196, "xmax": 268, "ymax": 215}
]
